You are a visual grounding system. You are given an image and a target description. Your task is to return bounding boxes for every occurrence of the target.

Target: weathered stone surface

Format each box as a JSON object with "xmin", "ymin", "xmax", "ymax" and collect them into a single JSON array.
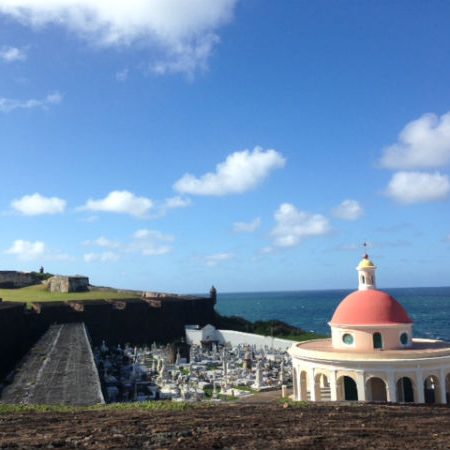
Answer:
[
  {"xmin": 0, "ymin": 271, "xmax": 38, "ymax": 289},
  {"xmin": 1, "ymin": 323, "xmax": 104, "ymax": 406},
  {"xmin": 48, "ymin": 275, "xmax": 89, "ymax": 293}
]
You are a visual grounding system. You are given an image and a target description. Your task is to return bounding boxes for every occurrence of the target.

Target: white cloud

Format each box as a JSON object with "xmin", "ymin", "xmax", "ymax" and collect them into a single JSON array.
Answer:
[
  {"xmin": 150, "ymin": 33, "xmax": 218, "ymax": 76},
  {"xmin": 83, "ymin": 236, "xmax": 121, "ymax": 249},
  {"xmin": 82, "ymin": 229, "xmax": 174, "ymax": 260},
  {"xmin": 0, "ymin": 91, "xmax": 62, "ymax": 113},
  {"xmin": 81, "ymin": 190, "xmax": 153, "ymax": 217},
  {"xmin": 5, "ymin": 239, "xmax": 69, "ymax": 261},
  {"xmin": 131, "ymin": 228, "xmax": 174, "ymax": 255},
  {"xmin": 79, "ymin": 215, "xmax": 98, "ymax": 223},
  {"xmin": 174, "ymin": 147, "xmax": 286, "ymax": 196},
  {"xmin": 0, "ymin": 0, "xmax": 237, "ymax": 76},
  {"xmin": 332, "ymin": 199, "xmax": 363, "ymax": 221},
  {"xmin": 133, "ymin": 229, "xmax": 174, "ymax": 241},
  {"xmin": 115, "ymin": 68, "xmax": 128, "ymax": 82},
  {"xmin": 0, "ymin": 45, "xmax": 26, "ymax": 62},
  {"xmin": 204, "ymin": 252, "xmax": 234, "ymax": 267},
  {"xmin": 380, "ymin": 112, "xmax": 450, "ymax": 169},
  {"xmin": 11, "ymin": 193, "xmax": 66, "ymax": 215},
  {"xmin": 233, "ymin": 217, "xmax": 261, "ymax": 233},
  {"xmin": 6, "ymin": 239, "xmax": 45, "ymax": 260},
  {"xmin": 271, "ymin": 203, "xmax": 330, "ymax": 248},
  {"xmin": 163, "ymin": 196, "xmax": 192, "ymax": 209},
  {"xmin": 385, "ymin": 171, "xmax": 450, "ymax": 204},
  {"xmin": 84, "ymin": 251, "xmax": 119, "ymax": 263}
]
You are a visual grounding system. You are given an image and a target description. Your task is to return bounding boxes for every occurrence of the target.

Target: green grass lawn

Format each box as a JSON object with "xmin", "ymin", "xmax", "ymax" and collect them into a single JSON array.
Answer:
[
  {"xmin": 0, "ymin": 400, "xmax": 199, "ymax": 414},
  {"xmin": 0, "ymin": 284, "xmax": 141, "ymax": 303}
]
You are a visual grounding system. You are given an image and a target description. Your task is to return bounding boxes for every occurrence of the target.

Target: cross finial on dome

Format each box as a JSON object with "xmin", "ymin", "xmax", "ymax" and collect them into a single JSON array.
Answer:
[{"xmin": 363, "ymin": 242, "xmax": 369, "ymax": 260}]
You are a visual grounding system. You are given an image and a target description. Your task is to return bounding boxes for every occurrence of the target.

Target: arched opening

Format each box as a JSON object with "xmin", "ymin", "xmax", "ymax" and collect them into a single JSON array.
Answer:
[
  {"xmin": 397, "ymin": 377, "xmax": 414, "ymax": 403},
  {"xmin": 361, "ymin": 275, "xmax": 366, "ymax": 284},
  {"xmin": 366, "ymin": 377, "xmax": 387, "ymax": 402},
  {"xmin": 337, "ymin": 376, "xmax": 358, "ymax": 401},
  {"xmin": 424, "ymin": 375, "xmax": 440, "ymax": 404},
  {"xmin": 373, "ymin": 332, "xmax": 383, "ymax": 349},
  {"xmin": 314, "ymin": 373, "xmax": 330, "ymax": 401},
  {"xmin": 299, "ymin": 371, "xmax": 307, "ymax": 401}
]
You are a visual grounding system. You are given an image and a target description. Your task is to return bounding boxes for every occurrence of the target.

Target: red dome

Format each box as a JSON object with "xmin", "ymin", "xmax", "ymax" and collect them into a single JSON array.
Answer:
[{"xmin": 330, "ymin": 290, "xmax": 412, "ymax": 326}]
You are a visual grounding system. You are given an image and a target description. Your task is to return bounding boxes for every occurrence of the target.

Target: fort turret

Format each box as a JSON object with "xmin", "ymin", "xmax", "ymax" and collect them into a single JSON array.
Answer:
[{"xmin": 210, "ymin": 285, "xmax": 217, "ymax": 302}]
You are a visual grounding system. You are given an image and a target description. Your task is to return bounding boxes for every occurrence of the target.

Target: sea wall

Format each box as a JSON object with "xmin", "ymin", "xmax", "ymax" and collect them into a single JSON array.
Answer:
[{"xmin": 185, "ymin": 326, "xmax": 294, "ymax": 351}]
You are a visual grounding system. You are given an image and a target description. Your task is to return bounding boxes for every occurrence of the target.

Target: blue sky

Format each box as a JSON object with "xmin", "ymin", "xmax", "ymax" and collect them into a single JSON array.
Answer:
[{"xmin": 0, "ymin": 1, "xmax": 449, "ymax": 293}]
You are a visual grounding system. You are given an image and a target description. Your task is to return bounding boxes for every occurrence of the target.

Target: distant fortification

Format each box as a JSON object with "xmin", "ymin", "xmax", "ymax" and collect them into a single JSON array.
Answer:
[
  {"xmin": 0, "ymin": 271, "xmax": 38, "ymax": 289},
  {"xmin": 48, "ymin": 276, "xmax": 89, "ymax": 293}
]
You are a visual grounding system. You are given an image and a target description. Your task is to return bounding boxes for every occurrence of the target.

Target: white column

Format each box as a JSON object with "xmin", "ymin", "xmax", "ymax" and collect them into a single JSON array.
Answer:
[
  {"xmin": 329, "ymin": 370, "xmax": 338, "ymax": 401},
  {"xmin": 439, "ymin": 368, "xmax": 447, "ymax": 404},
  {"xmin": 308, "ymin": 369, "xmax": 316, "ymax": 401},
  {"xmin": 292, "ymin": 367, "xmax": 298, "ymax": 400},
  {"xmin": 296, "ymin": 366, "xmax": 303, "ymax": 400},
  {"xmin": 356, "ymin": 372, "xmax": 366, "ymax": 401},
  {"xmin": 416, "ymin": 370, "xmax": 424, "ymax": 403},
  {"xmin": 298, "ymin": 370, "xmax": 307, "ymax": 401},
  {"xmin": 386, "ymin": 371, "xmax": 397, "ymax": 402}
]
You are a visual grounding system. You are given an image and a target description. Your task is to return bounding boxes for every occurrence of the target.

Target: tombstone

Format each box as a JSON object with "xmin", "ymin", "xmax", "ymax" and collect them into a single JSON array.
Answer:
[
  {"xmin": 279, "ymin": 361, "xmax": 285, "ymax": 384},
  {"xmin": 253, "ymin": 360, "xmax": 263, "ymax": 389},
  {"xmin": 243, "ymin": 349, "xmax": 252, "ymax": 370},
  {"xmin": 101, "ymin": 340, "xmax": 108, "ymax": 354}
]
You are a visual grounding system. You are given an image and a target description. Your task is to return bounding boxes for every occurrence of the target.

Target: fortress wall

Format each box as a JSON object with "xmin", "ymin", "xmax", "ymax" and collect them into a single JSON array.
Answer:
[
  {"xmin": 159, "ymin": 297, "xmax": 217, "ymax": 342},
  {"xmin": 0, "ymin": 280, "xmax": 212, "ymax": 381},
  {"xmin": 0, "ymin": 271, "xmax": 37, "ymax": 289},
  {"xmin": 0, "ymin": 304, "xmax": 30, "ymax": 380},
  {"xmin": 0, "ymin": 295, "xmax": 215, "ymax": 380}
]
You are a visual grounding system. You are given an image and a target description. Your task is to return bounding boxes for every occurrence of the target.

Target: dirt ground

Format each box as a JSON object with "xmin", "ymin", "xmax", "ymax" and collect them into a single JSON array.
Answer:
[{"xmin": 1, "ymin": 402, "xmax": 450, "ymax": 449}]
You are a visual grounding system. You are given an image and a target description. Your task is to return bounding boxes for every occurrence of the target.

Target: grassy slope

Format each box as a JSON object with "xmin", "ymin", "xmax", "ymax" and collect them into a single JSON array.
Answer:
[
  {"xmin": 0, "ymin": 401, "xmax": 195, "ymax": 414},
  {"xmin": 0, "ymin": 284, "xmax": 141, "ymax": 302}
]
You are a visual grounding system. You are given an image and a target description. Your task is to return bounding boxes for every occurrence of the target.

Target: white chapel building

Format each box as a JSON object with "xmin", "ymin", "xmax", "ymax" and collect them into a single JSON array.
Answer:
[{"xmin": 289, "ymin": 254, "xmax": 450, "ymax": 403}]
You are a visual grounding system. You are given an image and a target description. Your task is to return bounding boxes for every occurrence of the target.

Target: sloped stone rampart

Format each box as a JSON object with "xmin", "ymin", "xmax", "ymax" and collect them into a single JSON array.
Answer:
[{"xmin": 1, "ymin": 323, "xmax": 104, "ymax": 406}]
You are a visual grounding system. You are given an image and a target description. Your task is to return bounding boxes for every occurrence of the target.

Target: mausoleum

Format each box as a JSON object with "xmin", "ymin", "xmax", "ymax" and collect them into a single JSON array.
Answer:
[{"xmin": 289, "ymin": 254, "xmax": 450, "ymax": 403}]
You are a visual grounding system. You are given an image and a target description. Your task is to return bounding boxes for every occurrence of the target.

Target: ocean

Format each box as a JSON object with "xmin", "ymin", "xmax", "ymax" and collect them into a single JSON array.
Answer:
[{"xmin": 215, "ymin": 286, "xmax": 450, "ymax": 341}]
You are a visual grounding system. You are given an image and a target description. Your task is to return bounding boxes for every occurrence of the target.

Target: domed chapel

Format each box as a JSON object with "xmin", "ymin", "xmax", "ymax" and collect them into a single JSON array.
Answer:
[{"xmin": 288, "ymin": 254, "xmax": 450, "ymax": 403}]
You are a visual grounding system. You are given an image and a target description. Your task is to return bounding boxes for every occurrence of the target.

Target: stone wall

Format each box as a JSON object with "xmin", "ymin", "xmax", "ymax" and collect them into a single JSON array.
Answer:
[
  {"xmin": 48, "ymin": 276, "xmax": 89, "ymax": 293},
  {"xmin": 0, "ymin": 294, "xmax": 216, "ymax": 381},
  {"xmin": 185, "ymin": 325, "xmax": 293, "ymax": 351},
  {"xmin": 0, "ymin": 271, "xmax": 38, "ymax": 289}
]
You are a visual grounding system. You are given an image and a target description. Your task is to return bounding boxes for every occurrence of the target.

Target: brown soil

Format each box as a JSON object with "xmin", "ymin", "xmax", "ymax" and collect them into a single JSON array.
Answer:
[{"xmin": 1, "ymin": 402, "xmax": 450, "ymax": 449}]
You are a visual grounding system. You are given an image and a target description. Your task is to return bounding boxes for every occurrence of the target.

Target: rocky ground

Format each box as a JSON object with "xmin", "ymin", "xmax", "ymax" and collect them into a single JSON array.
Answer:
[{"xmin": 0, "ymin": 401, "xmax": 450, "ymax": 449}]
